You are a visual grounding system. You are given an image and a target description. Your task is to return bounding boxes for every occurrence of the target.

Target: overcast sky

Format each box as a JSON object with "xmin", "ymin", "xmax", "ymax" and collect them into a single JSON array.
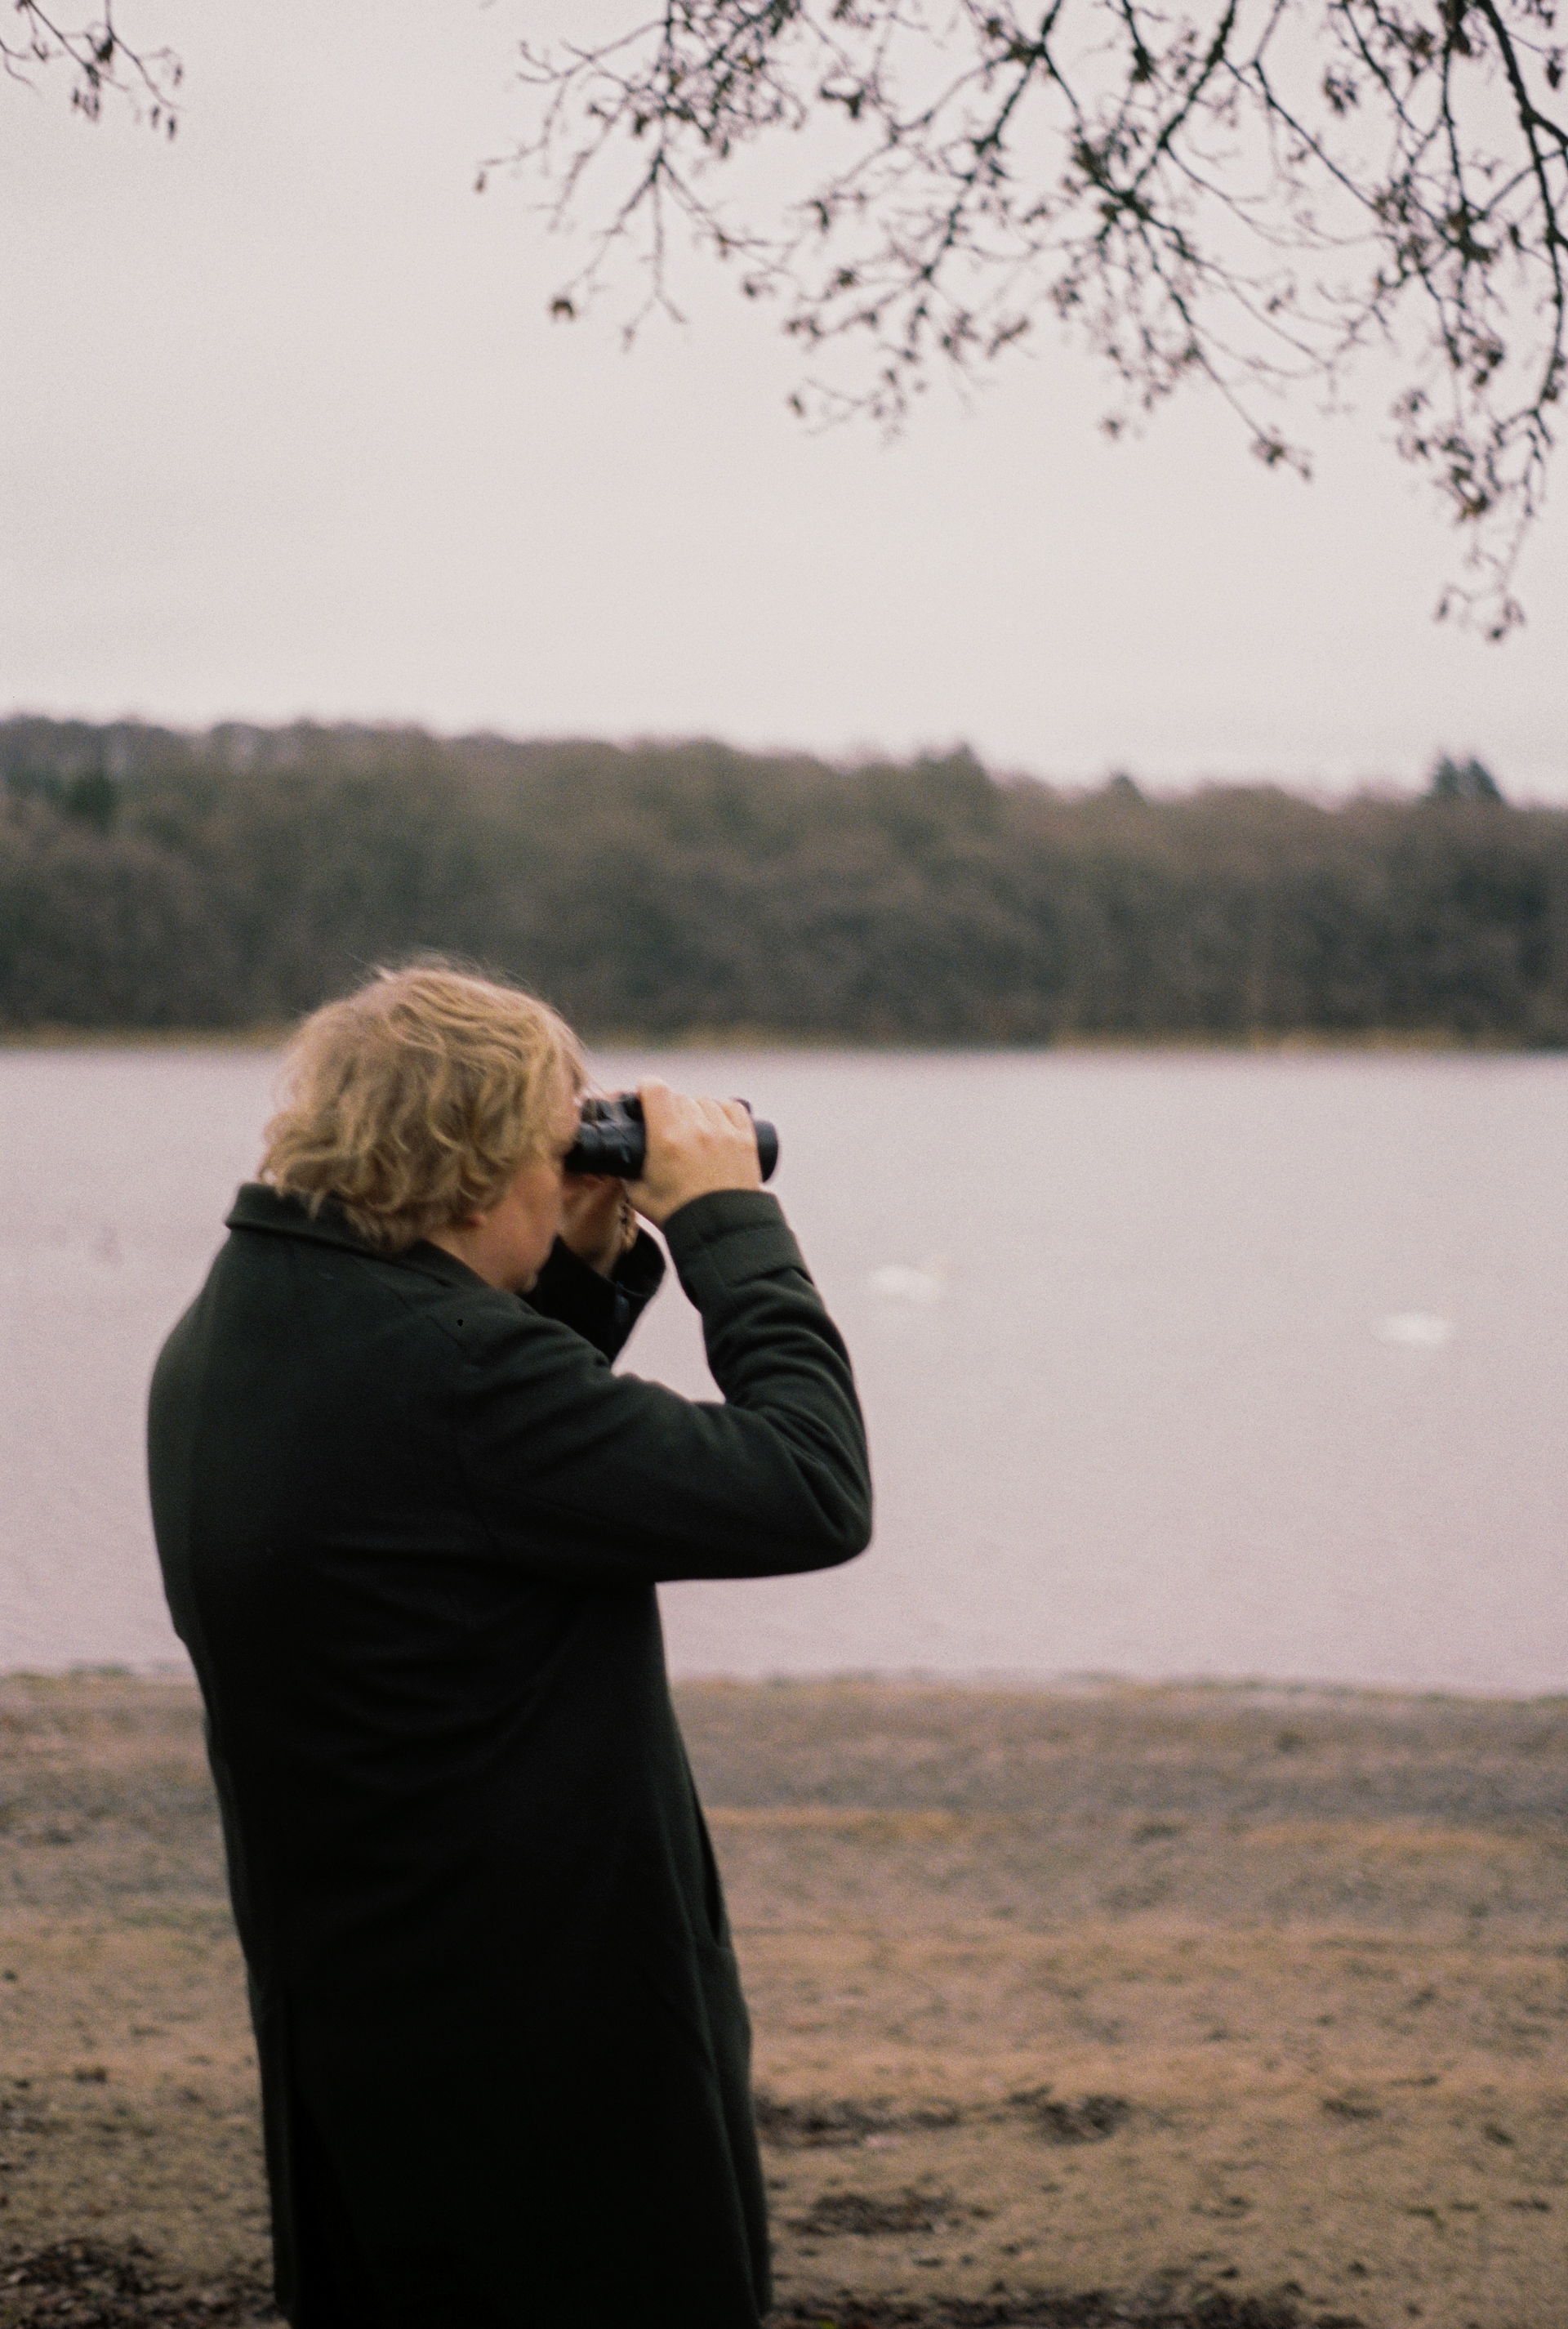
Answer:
[{"xmin": 3, "ymin": 2, "xmax": 1566, "ymax": 797}]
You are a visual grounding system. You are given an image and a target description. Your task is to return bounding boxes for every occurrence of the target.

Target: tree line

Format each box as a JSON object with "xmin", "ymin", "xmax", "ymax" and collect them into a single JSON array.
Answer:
[{"xmin": 2, "ymin": 716, "xmax": 1564, "ymax": 1044}]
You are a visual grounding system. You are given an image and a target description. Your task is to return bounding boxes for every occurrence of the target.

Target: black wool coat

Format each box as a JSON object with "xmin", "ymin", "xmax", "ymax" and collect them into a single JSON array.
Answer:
[{"xmin": 146, "ymin": 1185, "xmax": 871, "ymax": 2329}]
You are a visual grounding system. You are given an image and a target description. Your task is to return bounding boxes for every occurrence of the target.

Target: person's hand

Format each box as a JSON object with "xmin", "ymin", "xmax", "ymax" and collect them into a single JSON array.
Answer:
[
  {"xmin": 629, "ymin": 1080, "xmax": 764, "ymax": 1227},
  {"xmin": 559, "ymin": 1174, "xmax": 638, "ymax": 1277}
]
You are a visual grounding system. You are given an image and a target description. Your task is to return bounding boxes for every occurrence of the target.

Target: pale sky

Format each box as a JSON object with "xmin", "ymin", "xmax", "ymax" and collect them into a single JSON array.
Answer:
[{"xmin": 2, "ymin": 2, "xmax": 1566, "ymax": 797}]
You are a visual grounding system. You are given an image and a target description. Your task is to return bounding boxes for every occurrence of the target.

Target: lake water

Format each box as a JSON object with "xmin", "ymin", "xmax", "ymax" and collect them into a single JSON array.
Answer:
[{"xmin": 0, "ymin": 1046, "xmax": 1563, "ymax": 1694}]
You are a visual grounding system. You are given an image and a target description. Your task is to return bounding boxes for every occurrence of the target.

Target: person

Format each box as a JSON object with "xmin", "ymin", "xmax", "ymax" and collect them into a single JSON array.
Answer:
[{"xmin": 145, "ymin": 963, "xmax": 871, "ymax": 2329}]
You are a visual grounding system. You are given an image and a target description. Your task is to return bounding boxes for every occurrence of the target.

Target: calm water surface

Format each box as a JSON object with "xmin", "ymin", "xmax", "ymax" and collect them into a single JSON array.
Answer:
[{"xmin": 1, "ymin": 1046, "xmax": 1563, "ymax": 1693}]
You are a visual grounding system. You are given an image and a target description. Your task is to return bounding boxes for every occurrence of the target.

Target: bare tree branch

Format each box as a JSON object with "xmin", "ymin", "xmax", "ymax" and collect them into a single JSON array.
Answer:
[
  {"xmin": 2, "ymin": 0, "xmax": 180, "ymax": 130},
  {"xmin": 491, "ymin": 1, "xmax": 1568, "ymax": 634}
]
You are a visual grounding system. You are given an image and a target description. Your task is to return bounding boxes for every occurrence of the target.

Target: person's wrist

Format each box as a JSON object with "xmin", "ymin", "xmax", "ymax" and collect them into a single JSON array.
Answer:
[{"xmin": 651, "ymin": 1179, "xmax": 761, "ymax": 1227}]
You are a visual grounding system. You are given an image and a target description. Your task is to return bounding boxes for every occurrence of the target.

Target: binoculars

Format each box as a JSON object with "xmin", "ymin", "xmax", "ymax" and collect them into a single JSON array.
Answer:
[{"xmin": 565, "ymin": 1093, "xmax": 779, "ymax": 1183}]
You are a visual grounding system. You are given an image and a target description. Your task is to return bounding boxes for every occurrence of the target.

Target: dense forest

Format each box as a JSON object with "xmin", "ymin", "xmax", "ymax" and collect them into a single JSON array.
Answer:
[{"xmin": 1, "ymin": 716, "xmax": 1564, "ymax": 1043}]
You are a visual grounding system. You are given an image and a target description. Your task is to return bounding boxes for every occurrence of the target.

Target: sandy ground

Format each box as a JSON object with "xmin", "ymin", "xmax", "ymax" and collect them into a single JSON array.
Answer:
[{"xmin": 0, "ymin": 1673, "xmax": 1563, "ymax": 2328}]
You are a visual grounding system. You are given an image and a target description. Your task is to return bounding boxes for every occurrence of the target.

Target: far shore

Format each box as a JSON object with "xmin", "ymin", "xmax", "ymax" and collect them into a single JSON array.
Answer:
[{"xmin": 0, "ymin": 1024, "xmax": 1557, "ymax": 1055}]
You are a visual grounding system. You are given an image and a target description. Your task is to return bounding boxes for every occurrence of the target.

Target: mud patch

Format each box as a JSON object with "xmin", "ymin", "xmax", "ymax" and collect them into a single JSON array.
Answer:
[
  {"xmin": 0, "ymin": 2242, "xmax": 276, "ymax": 2329},
  {"xmin": 767, "ymin": 2288, "xmax": 1354, "ymax": 2327},
  {"xmin": 791, "ymin": 2188, "xmax": 987, "ymax": 2238},
  {"xmin": 757, "ymin": 2091, "xmax": 965, "ymax": 2148},
  {"xmin": 1008, "ymin": 2091, "xmax": 1134, "ymax": 2144},
  {"xmin": 1318, "ymin": 2095, "xmax": 1380, "ymax": 2124}
]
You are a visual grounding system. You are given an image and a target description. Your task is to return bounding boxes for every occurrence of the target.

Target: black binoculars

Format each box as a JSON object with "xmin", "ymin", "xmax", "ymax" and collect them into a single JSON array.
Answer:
[{"xmin": 565, "ymin": 1093, "xmax": 778, "ymax": 1183}]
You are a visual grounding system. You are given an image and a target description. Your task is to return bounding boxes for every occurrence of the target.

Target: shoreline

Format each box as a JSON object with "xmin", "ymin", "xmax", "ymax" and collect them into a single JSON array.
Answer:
[
  {"xmin": 2, "ymin": 1673, "xmax": 1563, "ymax": 2329},
  {"xmin": 3, "ymin": 1664, "xmax": 1565, "ymax": 1708}
]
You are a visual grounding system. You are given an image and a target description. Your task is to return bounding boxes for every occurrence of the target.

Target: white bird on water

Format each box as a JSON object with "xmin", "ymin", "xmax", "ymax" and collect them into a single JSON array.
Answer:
[
  {"xmin": 869, "ymin": 1259, "xmax": 949, "ymax": 1305},
  {"xmin": 1373, "ymin": 1311, "xmax": 1454, "ymax": 1349}
]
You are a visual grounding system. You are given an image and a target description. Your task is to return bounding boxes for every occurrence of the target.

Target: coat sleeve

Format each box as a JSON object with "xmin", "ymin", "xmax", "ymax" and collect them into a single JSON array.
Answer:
[
  {"xmin": 524, "ymin": 1229, "xmax": 666, "ymax": 1361},
  {"xmin": 448, "ymin": 1191, "xmax": 871, "ymax": 1586}
]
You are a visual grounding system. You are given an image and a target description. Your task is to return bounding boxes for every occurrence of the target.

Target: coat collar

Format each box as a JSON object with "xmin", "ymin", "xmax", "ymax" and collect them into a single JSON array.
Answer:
[{"xmin": 225, "ymin": 1183, "xmax": 486, "ymax": 1290}]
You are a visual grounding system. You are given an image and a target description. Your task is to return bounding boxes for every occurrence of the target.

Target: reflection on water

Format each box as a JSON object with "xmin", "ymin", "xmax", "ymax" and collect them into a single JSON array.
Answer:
[{"xmin": 1, "ymin": 1046, "xmax": 1564, "ymax": 1693}]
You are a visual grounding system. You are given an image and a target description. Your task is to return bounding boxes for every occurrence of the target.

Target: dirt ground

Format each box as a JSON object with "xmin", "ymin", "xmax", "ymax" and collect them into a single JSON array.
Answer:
[{"xmin": 0, "ymin": 1673, "xmax": 1562, "ymax": 2329}]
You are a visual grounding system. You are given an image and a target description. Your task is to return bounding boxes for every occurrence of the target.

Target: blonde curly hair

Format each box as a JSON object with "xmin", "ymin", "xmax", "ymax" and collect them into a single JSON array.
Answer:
[{"xmin": 261, "ymin": 963, "xmax": 584, "ymax": 1253}]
